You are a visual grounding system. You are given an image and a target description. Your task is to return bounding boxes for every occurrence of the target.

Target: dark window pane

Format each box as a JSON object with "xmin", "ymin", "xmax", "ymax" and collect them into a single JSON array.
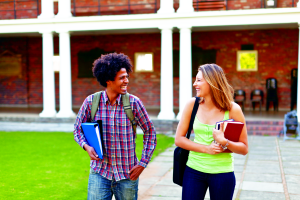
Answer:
[
  {"xmin": 241, "ymin": 44, "xmax": 254, "ymax": 50},
  {"xmin": 77, "ymin": 48, "xmax": 113, "ymax": 78},
  {"xmin": 192, "ymin": 46, "xmax": 217, "ymax": 77},
  {"xmin": 173, "ymin": 49, "xmax": 179, "ymax": 77}
]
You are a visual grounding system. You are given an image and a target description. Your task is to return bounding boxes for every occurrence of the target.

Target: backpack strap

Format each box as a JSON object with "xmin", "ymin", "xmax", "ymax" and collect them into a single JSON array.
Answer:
[
  {"xmin": 91, "ymin": 91, "xmax": 102, "ymax": 122},
  {"xmin": 91, "ymin": 91, "xmax": 136, "ymax": 136},
  {"xmin": 122, "ymin": 93, "xmax": 137, "ymax": 135}
]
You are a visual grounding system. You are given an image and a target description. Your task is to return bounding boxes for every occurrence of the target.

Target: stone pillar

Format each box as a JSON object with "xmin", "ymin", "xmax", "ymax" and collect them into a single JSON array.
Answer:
[
  {"xmin": 158, "ymin": 27, "xmax": 175, "ymax": 120},
  {"xmin": 157, "ymin": 0, "xmax": 175, "ymax": 14},
  {"xmin": 56, "ymin": 0, "xmax": 72, "ymax": 18},
  {"xmin": 297, "ymin": 25, "xmax": 300, "ymax": 122},
  {"xmin": 176, "ymin": 26, "xmax": 192, "ymax": 120},
  {"xmin": 56, "ymin": 30, "xmax": 76, "ymax": 118},
  {"xmin": 177, "ymin": 0, "xmax": 194, "ymax": 13},
  {"xmin": 38, "ymin": 0, "xmax": 54, "ymax": 19},
  {"xmin": 39, "ymin": 31, "xmax": 57, "ymax": 117}
]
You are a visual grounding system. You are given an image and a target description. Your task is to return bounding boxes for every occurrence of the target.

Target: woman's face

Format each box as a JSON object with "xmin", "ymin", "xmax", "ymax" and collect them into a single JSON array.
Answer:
[{"xmin": 193, "ymin": 71, "xmax": 210, "ymax": 98}]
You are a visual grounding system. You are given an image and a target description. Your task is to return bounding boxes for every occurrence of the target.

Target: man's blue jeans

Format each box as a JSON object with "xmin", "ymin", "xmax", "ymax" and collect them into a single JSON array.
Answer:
[
  {"xmin": 182, "ymin": 166, "xmax": 235, "ymax": 200},
  {"xmin": 87, "ymin": 168, "xmax": 139, "ymax": 200}
]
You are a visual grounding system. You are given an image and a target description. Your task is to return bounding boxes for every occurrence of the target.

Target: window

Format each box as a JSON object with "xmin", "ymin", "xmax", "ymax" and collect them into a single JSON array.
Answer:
[
  {"xmin": 172, "ymin": 46, "xmax": 217, "ymax": 78},
  {"xmin": 78, "ymin": 48, "xmax": 113, "ymax": 78},
  {"xmin": 134, "ymin": 52, "xmax": 153, "ymax": 72},
  {"xmin": 192, "ymin": 46, "xmax": 217, "ymax": 77}
]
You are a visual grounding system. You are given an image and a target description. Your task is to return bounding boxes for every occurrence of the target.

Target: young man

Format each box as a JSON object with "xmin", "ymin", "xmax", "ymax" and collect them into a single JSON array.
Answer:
[{"xmin": 73, "ymin": 53, "xmax": 157, "ymax": 200}]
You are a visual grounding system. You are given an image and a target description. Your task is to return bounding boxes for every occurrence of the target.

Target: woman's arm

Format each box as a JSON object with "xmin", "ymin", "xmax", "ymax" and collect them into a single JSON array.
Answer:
[
  {"xmin": 175, "ymin": 98, "xmax": 223, "ymax": 155},
  {"xmin": 213, "ymin": 102, "xmax": 248, "ymax": 155}
]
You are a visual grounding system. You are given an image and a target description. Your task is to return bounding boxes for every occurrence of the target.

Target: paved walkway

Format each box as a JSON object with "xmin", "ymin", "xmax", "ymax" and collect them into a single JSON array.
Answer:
[{"xmin": 138, "ymin": 136, "xmax": 300, "ymax": 200}]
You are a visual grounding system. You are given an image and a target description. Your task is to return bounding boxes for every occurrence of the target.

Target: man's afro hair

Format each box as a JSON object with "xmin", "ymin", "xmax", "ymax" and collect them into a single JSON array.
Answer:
[{"xmin": 92, "ymin": 53, "xmax": 133, "ymax": 87}]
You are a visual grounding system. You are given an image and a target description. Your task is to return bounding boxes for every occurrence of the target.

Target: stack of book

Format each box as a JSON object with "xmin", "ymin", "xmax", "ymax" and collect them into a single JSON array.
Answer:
[{"xmin": 215, "ymin": 119, "xmax": 244, "ymax": 153}]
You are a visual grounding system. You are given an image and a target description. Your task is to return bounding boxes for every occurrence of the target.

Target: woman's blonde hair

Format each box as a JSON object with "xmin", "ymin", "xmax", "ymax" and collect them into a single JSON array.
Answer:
[{"xmin": 198, "ymin": 64, "xmax": 234, "ymax": 111}]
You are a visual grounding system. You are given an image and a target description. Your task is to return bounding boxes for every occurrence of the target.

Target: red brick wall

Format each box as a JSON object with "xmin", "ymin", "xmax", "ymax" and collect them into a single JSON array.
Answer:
[
  {"xmin": 0, "ymin": 28, "xmax": 298, "ymax": 110},
  {"xmin": 0, "ymin": 38, "xmax": 28, "ymax": 105},
  {"xmin": 27, "ymin": 37, "xmax": 43, "ymax": 105},
  {"xmin": 0, "ymin": 37, "xmax": 43, "ymax": 106},
  {"xmin": 192, "ymin": 29, "xmax": 298, "ymax": 109},
  {"xmin": 70, "ymin": 33, "xmax": 162, "ymax": 107}
]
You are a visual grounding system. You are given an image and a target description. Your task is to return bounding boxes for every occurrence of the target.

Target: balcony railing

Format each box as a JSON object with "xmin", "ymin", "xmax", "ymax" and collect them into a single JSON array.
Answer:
[
  {"xmin": 0, "ymin": 0, "xmax": 40, "ymax": 19},
  {"xmin": 0, "ymin": 0, "xmax": 298, "ymax": 20},
  {"xmin": 191, "ymin": 0, "xmax": 299, "ymax": 11},
  {"xmin": 71, "ymin": 0, "xmax": 159, "ymax": 17}
]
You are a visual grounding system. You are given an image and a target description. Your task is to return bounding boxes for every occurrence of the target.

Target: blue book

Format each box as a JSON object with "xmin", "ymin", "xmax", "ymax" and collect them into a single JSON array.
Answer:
[{"xmin": 81, "ymin": 122, "xmax": 104, "ymax": 159}]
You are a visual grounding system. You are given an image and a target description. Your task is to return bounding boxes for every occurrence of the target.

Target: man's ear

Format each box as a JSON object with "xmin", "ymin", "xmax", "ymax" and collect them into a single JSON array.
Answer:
[{"xmin": 106, "ymin": 80, "xmax": 111, "ymax": 87}]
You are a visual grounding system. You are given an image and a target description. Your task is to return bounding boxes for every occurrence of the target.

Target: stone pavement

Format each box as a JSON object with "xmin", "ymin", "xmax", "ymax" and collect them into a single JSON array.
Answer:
[{"xmin": 138, "ymin": 136, "xmax": 300, "ymax": 200}]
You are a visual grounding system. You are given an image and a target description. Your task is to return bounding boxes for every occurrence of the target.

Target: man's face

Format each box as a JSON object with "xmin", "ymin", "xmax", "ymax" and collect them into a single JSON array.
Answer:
[{"xmin": 106, "ymin": 68, "xmax": 129, "ymax": 95}]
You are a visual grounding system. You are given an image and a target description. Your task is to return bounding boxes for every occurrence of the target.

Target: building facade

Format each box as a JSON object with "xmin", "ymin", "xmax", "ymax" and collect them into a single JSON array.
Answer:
[{"xmin": 0, "ymin": 0, "xmax": 299, "ymax": 120}]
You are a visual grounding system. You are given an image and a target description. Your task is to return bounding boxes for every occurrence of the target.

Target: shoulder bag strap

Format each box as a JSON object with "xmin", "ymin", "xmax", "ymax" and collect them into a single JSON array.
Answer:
[
  {"xmin": 91, "ymin": 91, "xmax": 102, "ymax": 122},
  {"xmin": 122, "ymin": 93, "xmax": 137, "ymax": 135},
  {"xmin": 186, "ymin": 97, "xmax": 200, "ymax": 139}
]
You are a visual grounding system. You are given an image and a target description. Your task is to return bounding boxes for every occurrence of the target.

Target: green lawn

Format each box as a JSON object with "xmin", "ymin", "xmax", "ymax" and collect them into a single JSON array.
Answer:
[{"xmin": 0, "ymin": 132, "xmax": 174, "ymax": 200}]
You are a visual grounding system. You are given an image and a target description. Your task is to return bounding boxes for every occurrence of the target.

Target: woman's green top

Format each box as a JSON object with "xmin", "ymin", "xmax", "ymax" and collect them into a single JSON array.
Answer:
[{"xmin": 186, "ymin": 110, "xmax": 234, "ymax": 174}]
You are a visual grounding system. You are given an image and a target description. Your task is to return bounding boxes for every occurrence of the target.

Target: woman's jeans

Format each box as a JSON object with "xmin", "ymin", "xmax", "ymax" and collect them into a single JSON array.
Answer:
[
  {"xmin": 182, "ymin": 166, "xmax": 236, "ymax": 200},
  {"xmin": 87, "ymin": 168, "xmax": 139, "ymax": 200}
]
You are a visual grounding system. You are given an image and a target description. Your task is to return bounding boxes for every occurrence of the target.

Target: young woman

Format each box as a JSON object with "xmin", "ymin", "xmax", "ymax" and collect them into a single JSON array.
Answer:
[{"xmin": 175, "ymin": 64, "xmax": 248, "ymax": 200}]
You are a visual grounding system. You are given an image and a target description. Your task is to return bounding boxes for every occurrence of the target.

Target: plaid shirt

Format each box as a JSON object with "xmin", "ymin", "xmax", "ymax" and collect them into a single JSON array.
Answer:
[{"xmin": 74, "ymin": 91, "xmax": 157, "ymax": 181}]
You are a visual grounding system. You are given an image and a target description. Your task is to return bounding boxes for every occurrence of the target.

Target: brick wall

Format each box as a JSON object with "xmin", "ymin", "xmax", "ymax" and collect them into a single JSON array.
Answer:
[
  {"xmin": 0, "ymin": 37, "xmax": 44, "ymax": 106},
  {"xmin": 192, "ymin": 29, "xmax": 298, "ymax": 110},
  {"xmin": 27, "ymin": 37, "xmax": 43, "ymax": 105},
  {"xmin": 0, "ymin": 38, "xmax": 28, "ymax": 105},
  {"xmin": 70, "ymin": 33, "xmax": 162, "ymax": 107},
  {"xmin": 0, "ymin": 28, "xmax": 298, "ymax": 110}
]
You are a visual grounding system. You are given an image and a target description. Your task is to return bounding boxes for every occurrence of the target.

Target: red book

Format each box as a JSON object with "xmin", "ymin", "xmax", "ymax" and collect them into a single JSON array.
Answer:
[{"xmin": 222, "ymin": 121, "xmax": 244, "ymax": 153}]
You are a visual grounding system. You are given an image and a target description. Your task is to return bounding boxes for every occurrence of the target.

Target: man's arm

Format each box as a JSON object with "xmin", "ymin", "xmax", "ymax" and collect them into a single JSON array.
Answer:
[
  {"xmin": 74, "ymin": 95, "xmax": 101, "ymax": 161},
  {"xmin": 73, "ymin": 95, "xmax": 92, "ymax": 150},
  {"xmin": 133, "ymin": 97, "xmax": 157, "ymax": 164},
  {"xmin": 129, "ymin": 97, "xmax": 157, "ymax": 180}
]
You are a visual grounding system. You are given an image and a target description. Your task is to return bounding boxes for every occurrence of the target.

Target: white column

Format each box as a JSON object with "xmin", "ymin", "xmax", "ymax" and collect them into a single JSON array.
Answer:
[
  {"xmin": 38, "ymin": 0, "xmax": 54, "ymax": 19},
  {"xmin": 39, "ymin": 31, "xmax": 57, "ymax": 118},
  {"xmin": 56, "ymin": 0, "xmax": 72, "ymax": 18},
  {"xmin": 297, "ymin": 1, "xmax": 300, "ymax": 7},
  {"xmin": 176, "ymin": 26, "xmax": 192, "ymax": 120},
  {"xmin": 297, "ymin": 26, "xmax": 300, "ymax": 122},
  {"xmin": 56, "ymin": 30, "xmax": 76, "ymax": 118},
  {"xmin": 157, "ymin": 0, "xmax": 175, "ymax": 14},
  {"xmin": 177, "ymin": 0, "xmax": 194, "ymax": 13},
  {"xmin": 158, "ymin": 27, "xmax": 175, "ymax": 120}
]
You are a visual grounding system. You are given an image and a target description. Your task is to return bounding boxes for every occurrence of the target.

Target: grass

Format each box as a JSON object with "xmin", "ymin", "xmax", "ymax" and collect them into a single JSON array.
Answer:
[{"xmin": 0, "ymin": 131, "xmax": 174, "ymax": 200}]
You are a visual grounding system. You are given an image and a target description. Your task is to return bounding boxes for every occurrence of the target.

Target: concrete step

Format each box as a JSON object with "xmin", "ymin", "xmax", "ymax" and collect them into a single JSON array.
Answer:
[
  {"xmin": 246, "ymin": 120, "xmax": 284, "ymax": 126},
  {"xmin": 246, "ymin": 120, "xmax": 283, "ymax": 136},
  {"xmin": 247, "ymin": 125, "xmax": 283, "ymax": 131},
  {"xmin": 246, "ymin": 130, "xmax": 281, "ymax": 136}
]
